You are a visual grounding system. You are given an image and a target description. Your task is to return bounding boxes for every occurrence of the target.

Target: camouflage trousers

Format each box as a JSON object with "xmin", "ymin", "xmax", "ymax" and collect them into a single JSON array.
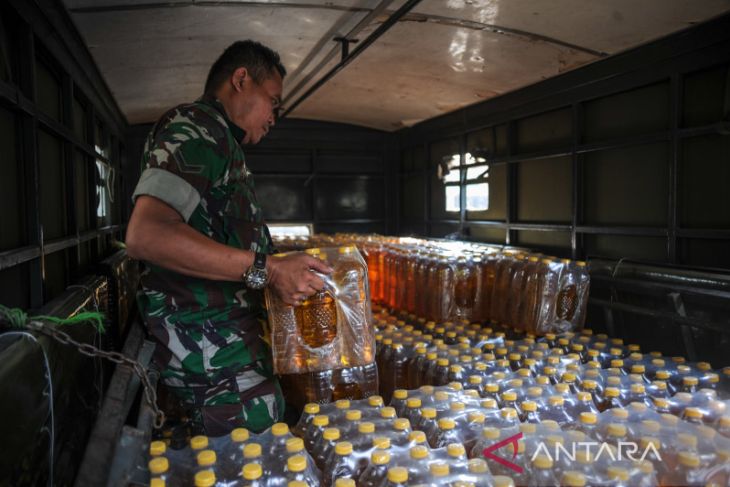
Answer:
[{"xmin": 141, "ymin": 303, "xmax": 285, "ymax": 435}]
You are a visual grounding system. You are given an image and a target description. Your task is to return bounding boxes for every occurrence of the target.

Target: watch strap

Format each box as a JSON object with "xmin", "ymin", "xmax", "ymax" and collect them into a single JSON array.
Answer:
[{"xmin": 254, "ymin": 251, "xmax": 266, "ymax": 269}]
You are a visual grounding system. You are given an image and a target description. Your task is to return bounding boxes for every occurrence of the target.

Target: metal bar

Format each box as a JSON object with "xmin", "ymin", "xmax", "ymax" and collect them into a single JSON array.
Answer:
[
  {"xmin": 571, "ymin": 103, "xmax": 580, "ymax": 259},
  {"xmin": 299, "ymin": 219, "xmax": 385, "ymax": 225},
  {"xmin": 589, "ymin": 297, "xmax": 728, "ymax": 336},
  {"xmin": 255, "ymin": 173, "xmax": 384, "ymax": 180},
  {"xmin": 505, "ymin": 121, "xmax": 517, "ymax": 246},
  {"xmin": 0, "ymin": 246, "xmax": 42, "ymax": 271},
  {"xmin": 20, "ymin": 22, "xmax": 43, "ymax": 308},
  {"xmin": 74, "ymin": 322, "xmax": 145, "ymax": 487},
  {"xmin": 575, "ymin": 226, "xmax": 668, "ymax": 236},
  {"xmin": 668, "ymin": 292, "xmax": 698, "ymax": 362},
  {"xmin": 282, "ymin": 0, "xmax": 423, "ymax": 117},
  {"xmin": 591, "ymin": 274, "xmax": 730, "ymax": 300},
  {"xmin": 668, "ymin": 73, "xmax": 681, "ymax": 263},
  {"xmin": 459, "ymin": 133, "xmax": 467, "ymax": 235},
  {"xmin": 0, "ymin": 79, "xmax": 109, "ymax": 161},
  {"xmin": 677, "ymin": 121, "xmax": 730, "ymax": 138},
  {"xmin": 676, "ymin": 228, "xmax": 730, "ymax": 239}
]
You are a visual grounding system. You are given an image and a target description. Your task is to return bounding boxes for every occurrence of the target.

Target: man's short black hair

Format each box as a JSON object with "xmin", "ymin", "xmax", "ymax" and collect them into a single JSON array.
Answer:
[{"xmin": 204, "ymin": 40, "xmax": 286, "ymax": 95}]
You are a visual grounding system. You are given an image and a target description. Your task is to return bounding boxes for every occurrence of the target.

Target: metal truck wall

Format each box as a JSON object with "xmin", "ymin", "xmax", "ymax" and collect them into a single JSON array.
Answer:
[
  {"xmin": 126, "ymin": 117, "xmax": 397, "ymax": 235},
  {"xmin": 0, "ymin": 277, "xmax": 109, "ymax": 486},
  {"xmin": 396, "ymin": 14, "xmax": 730, "ymax": 270}
]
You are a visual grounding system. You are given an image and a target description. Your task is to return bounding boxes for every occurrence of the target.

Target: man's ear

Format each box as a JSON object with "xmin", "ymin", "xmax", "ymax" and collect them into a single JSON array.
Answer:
[{"xmin": 232, "ymin": 67, "xmax": 248, "ymax": 92}]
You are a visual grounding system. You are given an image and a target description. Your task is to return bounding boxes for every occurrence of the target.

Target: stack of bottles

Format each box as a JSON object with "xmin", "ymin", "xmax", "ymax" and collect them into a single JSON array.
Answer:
[
  {"xmin": 265, "ymin": 246, "xmax": 378, "ymax": 407},
  {"xmin": 272, "ymin": 233, "xmax": 589, "ymax": 336},
  {"xmin": 365, "ymin": 245, "xmax": 589, "ymax": 336},
  {"xmin": 146, "ymin": 422, "xmax": 320, "ymax": 486}
]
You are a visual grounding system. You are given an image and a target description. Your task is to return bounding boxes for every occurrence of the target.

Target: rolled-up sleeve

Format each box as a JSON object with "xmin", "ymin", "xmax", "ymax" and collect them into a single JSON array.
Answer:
[{"xmin": 132, "ymin": 108, "xmax": 228, "ymax": 221}]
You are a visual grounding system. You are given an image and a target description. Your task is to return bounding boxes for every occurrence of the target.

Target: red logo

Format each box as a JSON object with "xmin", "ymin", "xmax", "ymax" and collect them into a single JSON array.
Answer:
[{"xmin": 482, "ymin": 432, "xmax": 524, "ymax": 474}]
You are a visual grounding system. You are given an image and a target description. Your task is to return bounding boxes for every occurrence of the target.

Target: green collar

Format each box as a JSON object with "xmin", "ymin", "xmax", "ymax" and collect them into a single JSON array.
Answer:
[{"xmin": 198, "ymin": 94, "xmax": 246, "ymax": 143}]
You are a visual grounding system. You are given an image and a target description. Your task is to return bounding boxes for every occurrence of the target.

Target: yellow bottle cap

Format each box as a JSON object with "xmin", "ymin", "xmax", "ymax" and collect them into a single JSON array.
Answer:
[
  {"xmin": 631, "ymin": 384, "xmax": 646, "ymax": 394},
  {"xmin": 230, "ymin": 428, "xmax": 250, "ymax": 443},
  {"xmin": 345, "ymin": 409, "xmax": 362, "ymax": 421},
  {"xmin": 501, "ymin": 407, "xmax": 517, "ymax": 420},
  {"xmin": 372, "ymin": 450, "xmax": 391, "ymax": 465},
  {"xmin": 149, "ymin": 440, "xmax": 166, "ymax": 457},
  {"xmin": 194, "ymin": 470, "xmax": 216, "ymax": 487},
  {"xmin": 393, "ymin": 389, "xmax": 408, "ymax": 400},
  {"xmin": 607, "ymin": 423, "xmax": 627, "ymax": 438},
  {"xmin": 502, "ymin": 391, "xmax": 517, "ymax": 402},
  {"xmin": 467, "ymin": 458, "xmax": 488, "ymax": 474},
  {"xmin": 434, "ymin": 391, "xmax": 450, "ymax": 402},
  {"xmin": 393, "ymin": 418, "xmax": 410, "ymax": 431},
  {"xmin": 606, "ymin": 467, "xmax": 629, "ymax": 482},
  {"xmin": 368, "ymin": 395, "xmax": 384, "ymax": 407},
  {"xmin": 548, "ymin": 396, "xmax": 565, "ymax": 406},
  {"xmin": 468, "ymin": 411, "xmax": 486, "ymax": 423},
  {"xmin": 677, "ymin": 433, "xmax": 698, "ymax": 448},
  {"xmin": 450, "ymin": 401, "xmax": 466, "ymax": 412},
  {"xmin": 533, "ymin": 454, "xmax": 553, "ymax": 469},
  {"xmin": 678, "ymin": 451, "xmax": 700, "ymax": 468},
  {"xmin": 437, "ymin": 358, "xmax": 449, "ymax": 366},
  {"xmin": 640, "ymin": 437, "xmax": 661, "ymax": 450},
  {"xmin": 335, "ymin": 399, "xmax": 351, "ymax": 409},
  {"xmin": 410, "ymin": 445, "xmax": 429, "ymax": 459},
  {"xmin": 536, "ymin": 376, "xmax": 551, "ymax": 385},
  {"xmin": 312, "ymin": 415, "xmax": 329, "ymax": 427},
  {"xmin": 406, "ymin": 398, "xmax": 421, "ymax": 409},
  {"xmin": 335, "ymin": 441, "xmax": 353, "ymax": 455},
  {"xmin": 485, "ymin": 383, "xmax": 499, "ymax": 393},
  {"xmin": 542, "ymin": 420, "xmax": 560, "ymax": 431},
  {"xmin": 408, "ymin": 430, "xmax": 427, "ymax": 444},
  {"xmin": 481, "ymin": 398, "xmax": 498, "ymax": 409},
  {"xmin": 468, "ymin": 375, "xmax": 483, "ymax": 384},
  {"xmin": 358, "ymin": 422, "xmax": 375, "ymax": 434},
  {"xmin": 520, "ymin": 423, "xmax": 537, "ymax": 434},
  {"xmin": 684, "ymin": 407, "xmax": 703, "ymax": 420},
  {"xmin": 286, "ymin": 437, "xmax": 304, "ymax": 453},
  {"xmin": 323, "ymin": 428, "xmax": 341, "ymax": 441},
  {"xmin": 438, "ymin": 418, "xmax": 456, "ymax": 430},
  {"xmin": 241, "ymin": 462, "xmax": 263, "ymax": 480},
  {"xmin": 447, "ymin": 443, "xmax": 466, "ymax": 457},
  {"xmin": 493, "ymin": 476, "xmax": 515, "ymax": 487},
  {"xmin": 430, "ymin": 462, "xmax": 450, "ymax": 476},
  {"xmin": 334, "ymin": 480, "xmax": 355, "ymax": 487},
  {"xmin": 304, "ymin": 402, "xmax": 319, "ymax": 414},
  {"xmin": 611, "ymin": 408, "xmax": 629, "ymax": 420},
  {"xmin": 190, "ymin": 435, "xmax": 209, "ymax": 450},
  {"xmin": 521, "ymin": 401, "xmax": 537, "ymax": 412},
  {"xmin": 197, "ymin": 449, "xmax": 216, "ymax": 467},
  {"xmin": 148, "ymin": 457, "xmax": 169, "ymax": 475},
  {"xmin": 527, "ymin": 386, "xmax": 543, "ymax": 397},
  {"xmin": 580, "ymin": 412, "xmax": 597, "ymax": 425},
  {"xmin": 380, "ymin": 407, "xmax": 396, "ymax": 418},
  {"xmin": 272, "ymin": 422, "xmax": 290, "ymax": 437},
  {"xmin": 287, "ymin": 455, "xmax": 306, "ymax": 473},
  {"xmin": 683, "ymin": 376, "xmax": 699, "ymax": 386},
  {"xmin": 562, "ymin": 471, "xmax": 587, "ymax": 487},
  {"xmin": 388, "ymin": 466, "xmax": 408, "ymax": 483},
  {"xmin": 577, "ymin": 392, "xmax": 592, "ymax": 402},
  {"xmin": 482, "ymin": 427, "xmax": 501, "ymax": 440},
  {"xmin": 150, "ymin": 479, "xmax": 165, "ymax": 487},
  {"xmin": 243, "ymin": 443, "xmax": 262, "ymax": 458},
  {"xmin": 605, "ymin": 387, "xmax": 620, "ymax": 398}
]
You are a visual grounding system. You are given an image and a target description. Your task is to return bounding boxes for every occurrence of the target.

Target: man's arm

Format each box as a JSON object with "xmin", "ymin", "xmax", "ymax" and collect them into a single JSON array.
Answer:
[{"xmin": 125, "ymin": 195, "xmax": 330, "ymax": 304}]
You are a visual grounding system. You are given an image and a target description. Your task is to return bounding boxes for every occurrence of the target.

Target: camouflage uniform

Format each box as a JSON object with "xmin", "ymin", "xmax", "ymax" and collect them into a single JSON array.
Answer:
[{"xmin": 132, "ymin": 95, "xmax": 284, "ymax": 435}]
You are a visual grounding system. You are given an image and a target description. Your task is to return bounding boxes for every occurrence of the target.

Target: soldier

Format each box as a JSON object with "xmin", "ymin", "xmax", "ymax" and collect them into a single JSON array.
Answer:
[{"xmin": 126, "ymin": 40, "xmax": 331, "ymax": 435}]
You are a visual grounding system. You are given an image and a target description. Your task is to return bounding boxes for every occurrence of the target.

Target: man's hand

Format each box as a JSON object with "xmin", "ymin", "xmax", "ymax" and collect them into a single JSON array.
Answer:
[{"xmin": 267, "ymin": 253, "xmax": 333, "ymax": 306}]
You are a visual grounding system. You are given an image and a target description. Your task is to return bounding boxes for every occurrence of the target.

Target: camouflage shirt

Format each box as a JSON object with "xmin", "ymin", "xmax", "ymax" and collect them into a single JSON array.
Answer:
[{"xmin": 132, "ymin": 95, "xmax": 283, "ymax": 433}]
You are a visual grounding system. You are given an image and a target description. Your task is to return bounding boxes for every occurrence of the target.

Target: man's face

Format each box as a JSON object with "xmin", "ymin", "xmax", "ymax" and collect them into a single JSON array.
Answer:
[{"xmin": 231, "ymin": 69, "xmax": 283, "ymax": 145}]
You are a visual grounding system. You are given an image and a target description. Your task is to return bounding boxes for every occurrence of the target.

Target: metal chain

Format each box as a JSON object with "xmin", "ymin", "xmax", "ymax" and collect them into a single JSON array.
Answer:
[{"xmin": 25, "ymin": 320, "xmax": 166, "ymax": 429}]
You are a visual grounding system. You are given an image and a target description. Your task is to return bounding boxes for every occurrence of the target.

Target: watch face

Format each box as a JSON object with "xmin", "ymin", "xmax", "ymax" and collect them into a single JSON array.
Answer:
[{"xmin": 245, "ymin": 267, "xmax": 268, "ymax": 290}]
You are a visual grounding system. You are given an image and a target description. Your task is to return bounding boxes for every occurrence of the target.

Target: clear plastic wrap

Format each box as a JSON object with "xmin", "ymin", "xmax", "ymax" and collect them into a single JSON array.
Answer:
[{"xmin": 266, "ymin": 245, "xmax": 375, "ymax": 375}]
